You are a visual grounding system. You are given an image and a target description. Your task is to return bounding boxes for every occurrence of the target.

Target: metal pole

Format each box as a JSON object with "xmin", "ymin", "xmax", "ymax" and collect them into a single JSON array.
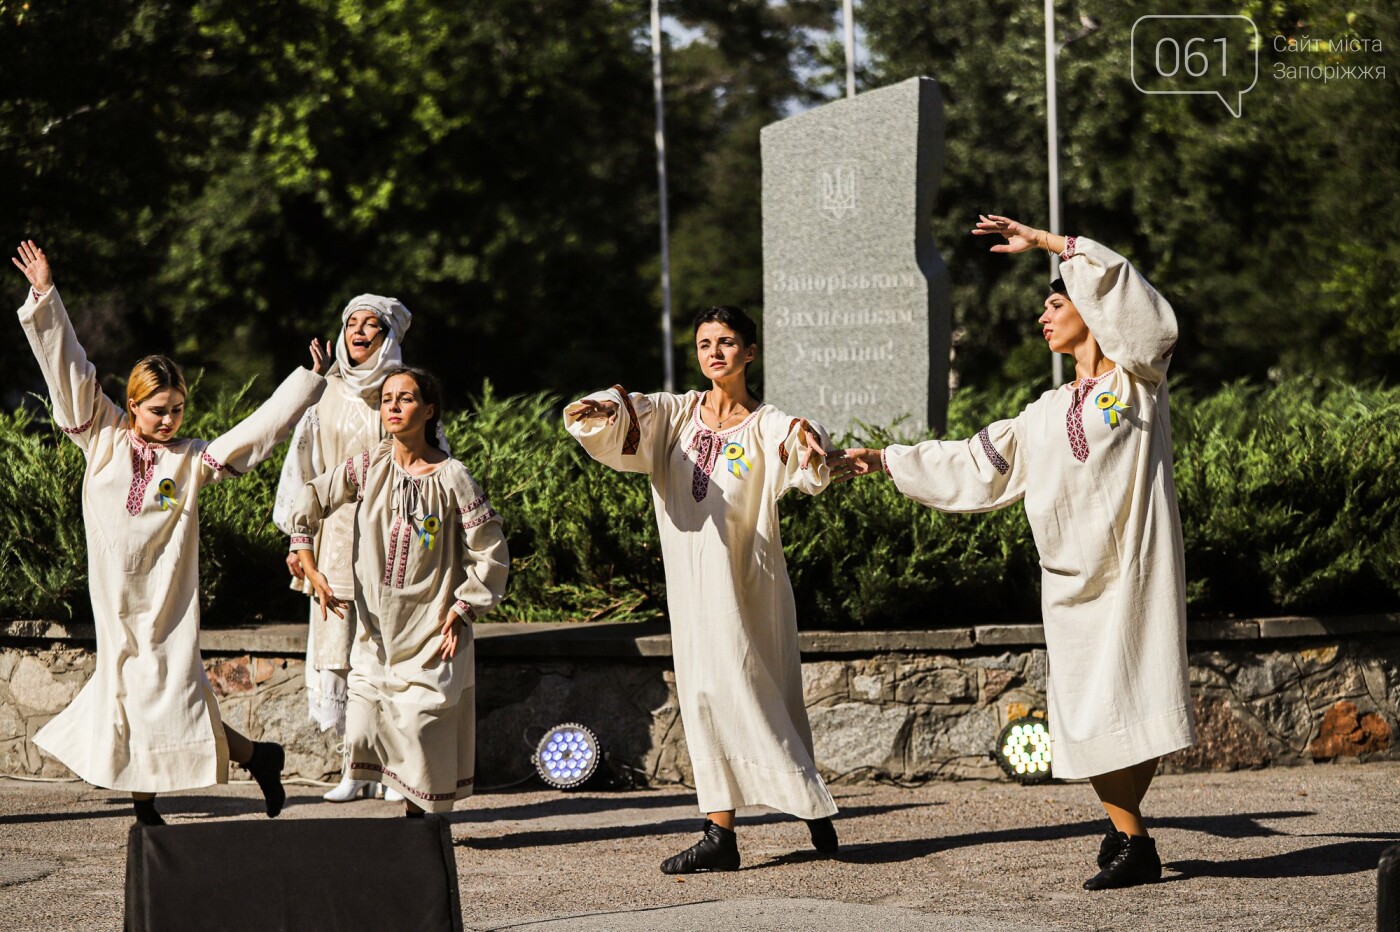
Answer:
[
  {"xmin": 1045, "ymin": 0, "xmax": 1064, "ymax": 387},
  {"xmin": 651, "ymin": 0, "xmax": 675, "ymax": 392},
  {"xmin": 843, "ymin": 0, "xmax": 856, "ymax": 98}
]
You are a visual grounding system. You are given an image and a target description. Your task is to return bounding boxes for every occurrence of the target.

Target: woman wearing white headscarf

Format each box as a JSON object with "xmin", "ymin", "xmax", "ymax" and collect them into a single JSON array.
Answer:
[
  {"xmin": 273, "ymin": 293, "xmax": 441, "ymax": 802},
  {"xmin": 834, "ymin": 216, "xmax": 1193, "ymax": 891}
]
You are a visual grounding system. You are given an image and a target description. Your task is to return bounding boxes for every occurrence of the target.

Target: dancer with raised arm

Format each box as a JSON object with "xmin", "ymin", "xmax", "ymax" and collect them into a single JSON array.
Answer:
[
  {"xmin": 272, "ymin": 293, "xmax": 437, "ymax": 803},
  {"xmin": 12, "ymin": 240, "xmax": 329, "ymax": 826},
  {"xmin": 832, "ymin": 217, "xmax": 1192, "ymax": 890},
  {"xmin": 566, "ymin": 305, "xmax": 839, "ymax": 874},
  {"xmin": 288, "ymin": 367, "xmax": 508, "ymax": 815}
]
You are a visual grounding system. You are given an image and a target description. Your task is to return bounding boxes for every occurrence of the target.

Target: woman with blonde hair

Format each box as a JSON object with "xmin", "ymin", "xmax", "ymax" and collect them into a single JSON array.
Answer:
[
  {"xmin": 13, "ymin": 240, "xmax": 329, "ymax": 825},
  {"xmin": 834, "ymin": 216, "xmax": 1193, "ymax": 890}
]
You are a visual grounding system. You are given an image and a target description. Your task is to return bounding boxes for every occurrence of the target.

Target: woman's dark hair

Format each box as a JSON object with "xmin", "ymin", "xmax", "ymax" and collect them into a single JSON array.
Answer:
[
  {"xmin": 692, "ymin": 305, "xmax": 758, "ymax": 347},
  {"xmin": 381, "ymin": 366, "xmax": 442, "ymax": 445}
]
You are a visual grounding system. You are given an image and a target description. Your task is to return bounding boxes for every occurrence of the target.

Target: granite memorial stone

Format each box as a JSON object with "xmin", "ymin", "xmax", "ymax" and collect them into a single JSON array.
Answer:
[{"xmin": 760, "ymin": 76, "xmax": 950, "ymax": 436}]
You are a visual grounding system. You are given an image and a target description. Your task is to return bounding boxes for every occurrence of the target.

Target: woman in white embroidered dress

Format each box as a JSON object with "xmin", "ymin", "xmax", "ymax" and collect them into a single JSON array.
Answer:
[
  {"xmin": 565, "ymin": 305, "xmax": 839, "ymax": 874},
  {"xmin": 12, "ymin": 240, "xmax": 329, "ymax": 826},
  {"xmin": 288, "ymin": 367, "xmax": 508, "ymax": 815},
  {"xmin": 834, "ymin": 216, "xmax": 1193, "ymax": 891},
  {"xmin": 272, "ymin": 292, "xmax": 436, "ymax": 803}
]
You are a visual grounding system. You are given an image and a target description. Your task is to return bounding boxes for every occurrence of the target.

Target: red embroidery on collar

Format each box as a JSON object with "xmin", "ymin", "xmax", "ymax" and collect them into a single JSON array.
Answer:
[{"xmin": 1066, "ymin": 374, "xmax": 1104, "ymax": 463}]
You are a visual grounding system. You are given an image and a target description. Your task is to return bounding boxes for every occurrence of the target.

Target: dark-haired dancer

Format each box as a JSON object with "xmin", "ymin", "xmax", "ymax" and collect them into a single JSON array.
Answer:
[
  {"xmin": 13, "ymin": 240, "xmax": 328, "ymax": 825},
  {"xmin": 566, "ymin": 306, "xmax": 839, "ymax": 873},
  {"xmin": 834, "ymin": 216, "xmax": 1193, "ymax": 890},
  {"xmin": 289, "ymin": 368, "xmax": 508, "ymax": 814},
  {"xmin": 272, "ymin": 293, "xmax": 442, "ymax": 803}
]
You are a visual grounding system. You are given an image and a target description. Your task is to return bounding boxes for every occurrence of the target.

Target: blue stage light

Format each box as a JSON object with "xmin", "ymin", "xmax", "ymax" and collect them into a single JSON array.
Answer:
[{"xmin": 533, "ymin": 723, "xmax": 602, "ymax": 790}]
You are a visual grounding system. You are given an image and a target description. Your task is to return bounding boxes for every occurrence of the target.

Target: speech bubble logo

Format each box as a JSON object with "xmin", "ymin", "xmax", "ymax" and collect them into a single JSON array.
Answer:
[{"xmin": 1131, "ymin": 15, "xmax": 1259, "ymax": 118}]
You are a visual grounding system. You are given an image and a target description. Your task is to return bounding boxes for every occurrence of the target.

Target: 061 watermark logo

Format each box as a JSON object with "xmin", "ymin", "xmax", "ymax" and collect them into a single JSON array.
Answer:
[{"xmin": 1131, "ymin": 15, "xmax": 1260, "ymax": 117}]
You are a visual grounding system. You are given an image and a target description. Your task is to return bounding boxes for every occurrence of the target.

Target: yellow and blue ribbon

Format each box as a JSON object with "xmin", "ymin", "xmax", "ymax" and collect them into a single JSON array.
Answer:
[
  {"xmin": 724, "ymin": 442, "xmax": 752, "ymax": 478},
  {"xmin": 1095, "ymin": 391, "xmax": 1129, "ymax": 428},
  {"xmin": 418, "ymin": 514, "xmax": 441, "ymax": 550},
  {"xmin": 156, "ymin": 478, "xmax": 180, "ymax": 511}
]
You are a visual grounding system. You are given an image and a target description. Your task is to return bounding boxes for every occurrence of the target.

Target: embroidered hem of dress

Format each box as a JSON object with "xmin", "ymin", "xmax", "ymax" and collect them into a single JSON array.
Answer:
[{"xmin": 348, "ymin": 761, "xmax": 474, "ymax": 801}]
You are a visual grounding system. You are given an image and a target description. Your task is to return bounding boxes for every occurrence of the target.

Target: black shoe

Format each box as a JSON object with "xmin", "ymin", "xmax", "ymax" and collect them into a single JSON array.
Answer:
[
  {"xmin": 1083, "ymin": 834, "xmax": 1162, "ymax": 890},
  {"xmin": 1097, "ymin": 828, "xmax": 1127, "ymax": 869},
  {"xmin": 133, "ymin": 798, "xmax": 165, "ymax": 827},
  {"xmin": 660, "ymin": 820, "xmax": 740, "ymax": 874},
  {"xmin": 805, "ymin": 817, "xmax": 839, "ymax": 854},
  {"xmin": 243, "ymin": 742, "xmax": 286, "ymax": 818}
]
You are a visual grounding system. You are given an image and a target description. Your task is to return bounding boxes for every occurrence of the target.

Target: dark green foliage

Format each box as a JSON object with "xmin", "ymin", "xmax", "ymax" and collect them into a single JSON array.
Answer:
[{"xmin": 2, "ymin": 380, "xmax": 1397, "ymax": 627}]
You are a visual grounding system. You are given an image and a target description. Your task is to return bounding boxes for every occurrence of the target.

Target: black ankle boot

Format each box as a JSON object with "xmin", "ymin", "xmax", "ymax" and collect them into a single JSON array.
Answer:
[
  {"xmin": 133, "ymin": 798, "xmax": 165, "ymax": 827},
  {"xmin": 1083, "ymin": 834, "xmax": 1162, "ymax": 890},
  {"xmin": 805, "ymin": 817, "xmax": 839, "ymax": 854},
  {"xmin": 1097, "ymin": 828, "xmax": 1127, "ymax": 869},
  {"xmin": 243, "ymin": 742, "xmax": 286, "ymax": 818},
  {"xmin": 660, "ymin": 820, "xmax": 740, "ymax": 874}
]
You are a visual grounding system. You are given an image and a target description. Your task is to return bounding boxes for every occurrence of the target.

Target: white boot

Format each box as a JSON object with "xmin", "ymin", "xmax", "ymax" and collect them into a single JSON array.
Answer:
[
  {"xmin": 383, "ymin": 786, "xmax": 406, "ymax": 802},
  {"xmin": 322, "ymin": 776, "xmax": 372, "ymax": 803}
]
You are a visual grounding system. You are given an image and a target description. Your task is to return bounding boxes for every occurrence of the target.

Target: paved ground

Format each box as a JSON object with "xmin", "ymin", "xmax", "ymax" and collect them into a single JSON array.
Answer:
[{"xmin": 1, "ymin": 763, "xmax": 1397, "ymax": 931}]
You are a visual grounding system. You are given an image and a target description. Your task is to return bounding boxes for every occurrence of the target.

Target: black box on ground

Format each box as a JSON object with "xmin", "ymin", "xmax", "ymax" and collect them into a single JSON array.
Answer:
[{"xmin": 124, "ymin": 817, "xmax": 462, "ymax": 932}]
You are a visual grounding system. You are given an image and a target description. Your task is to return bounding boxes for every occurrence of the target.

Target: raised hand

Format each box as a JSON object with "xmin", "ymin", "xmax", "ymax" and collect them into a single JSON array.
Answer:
[
  {"xmin": 307, "ymin": 337, "xmax": 332, "ymax": 375},
  {"xmin": 11, "ymin": 240, "xmax": 53, "ymax": 291},
  {"xmin": 972, "ymin": 215, "xmax": 1056, "ymax": 255},
  {"xmin": 828, "ymin": 447, "xmax": 885, "ymax": 483},
  {"xmin": 570, "ymin": 398, "xmax": 619, "ymax": 423}
]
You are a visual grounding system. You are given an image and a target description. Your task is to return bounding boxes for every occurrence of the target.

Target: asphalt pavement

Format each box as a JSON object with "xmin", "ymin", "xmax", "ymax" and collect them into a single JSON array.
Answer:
[{"xmin": 1, "ymin": 762, "xmax": 1396, "ymax": 931}]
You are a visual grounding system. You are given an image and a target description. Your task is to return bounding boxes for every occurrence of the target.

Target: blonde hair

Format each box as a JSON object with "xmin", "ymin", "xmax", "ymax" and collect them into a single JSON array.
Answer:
[{"xmin": 126, "ymin": 355, "xmax": 188, "ymax": 407}]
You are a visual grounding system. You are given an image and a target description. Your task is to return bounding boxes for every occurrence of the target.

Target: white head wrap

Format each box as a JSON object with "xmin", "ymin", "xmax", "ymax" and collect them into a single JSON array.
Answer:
[{"xmin": 331, "ymin": 294, "xmax": 412, "ymax": 398}]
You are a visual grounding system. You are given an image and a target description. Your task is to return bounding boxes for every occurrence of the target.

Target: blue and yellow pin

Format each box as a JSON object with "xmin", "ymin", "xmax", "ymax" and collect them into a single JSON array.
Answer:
[
  {"xmin": 724, "ymin": 442, "xmax": 752, "ymax": 477},
  {"xmin": 1095, "ymin": 392, "xmax": 1129, "ymax": 428},
  {"xmin": 155, "ymin": 478, "xmax": 180, "ymax": 511},
  {"xmin": 418, "ymin": 514, "xmax": 441, "ymax": 550}
]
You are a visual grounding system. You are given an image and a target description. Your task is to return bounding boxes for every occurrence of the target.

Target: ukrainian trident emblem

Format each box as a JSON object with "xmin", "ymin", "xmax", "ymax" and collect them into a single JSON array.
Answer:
[{"xmin": 816, "ymin": 162, "xmax": 859, "ymax": 223}]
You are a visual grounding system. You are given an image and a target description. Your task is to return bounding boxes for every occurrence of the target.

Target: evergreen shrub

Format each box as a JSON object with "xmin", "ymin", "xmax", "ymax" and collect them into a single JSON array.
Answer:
[{"xmin": 1, "ymin": 379, "xmax": 1396, "ymax": 628}]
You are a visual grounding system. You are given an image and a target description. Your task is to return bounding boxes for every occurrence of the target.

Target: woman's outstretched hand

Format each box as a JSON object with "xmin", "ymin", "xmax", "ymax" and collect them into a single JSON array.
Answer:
[
  {"xmin": 12, "ymin": 240, "xmax": 53, "ymax": 292},
  {"xmin": 972, "ymin": 215, "xmax": 1064, "ymax": 255},
  {"xmin": 828, "ymin": 447, "xmax": 885, "ymax": 484},
  {"xmin": 307, "ymin": 569, "xmax": 346, "ymax": 621},
  {"xmin": 307, "ymin": 338, "xmax": 332, "ymax": 375},
  {"xmin": 569, "ymin": 399, "xmax": 619, "ymax": 423}
]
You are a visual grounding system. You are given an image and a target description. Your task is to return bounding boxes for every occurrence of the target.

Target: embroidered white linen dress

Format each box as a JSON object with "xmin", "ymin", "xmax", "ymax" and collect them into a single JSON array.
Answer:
[
  {"xmin": 20, "ymin": 286, "xmax": 327, "ymax": 792},
  {"xmin": 274, "ymin": 373, "xmax": 386, "ymax": 731},
  {"xmin": 566, "ymin": 389, "xmax": 838, "ymax": 819},
  {"xmin": 288, "ymin": 441, "xmax": 508, "ymax": 811},
  {"xmin": 882, "ymin": 238, "xmax": 1194, "ymax": 779}
]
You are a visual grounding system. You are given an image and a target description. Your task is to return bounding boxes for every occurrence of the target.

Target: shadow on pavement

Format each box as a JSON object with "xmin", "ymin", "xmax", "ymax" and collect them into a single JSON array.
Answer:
[
  {"xmin": 451, "ymin": 791, "xmax": 701, "ymax": 824},
  {"xmin": 832, "ymin": 810, "xmax": 1321, "ymax": 866},
  {"xmin": 459, "ymin": 802, "xmax": 936, "ymax": 851},
  {"xmin": 1167, "ymin": 834, "xmax": 1400, "ymax": 880}
]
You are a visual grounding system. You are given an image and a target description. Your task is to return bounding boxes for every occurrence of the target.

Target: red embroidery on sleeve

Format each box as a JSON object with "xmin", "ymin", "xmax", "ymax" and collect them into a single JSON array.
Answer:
[
  {"xmin": 977, "ymin": 427, "xmax": 1011, "ymax": 475},
  {"xmin": 778, "ymin": 418, "xmax": 801, "ymax": 466},
  {"xmin": 60, "ymin": 416, "xmax": 94, "ymax": 436},
  {"xmin": 1060, "ymin": 235, "xmax": 1078, "ymax": 261},
  {"xmin": 611, "ymin": 386, "xmax": 641, "ymax": 455}
]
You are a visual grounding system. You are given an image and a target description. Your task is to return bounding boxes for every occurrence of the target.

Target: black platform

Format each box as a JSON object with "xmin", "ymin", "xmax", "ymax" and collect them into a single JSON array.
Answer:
[
  {"xmin": 124, "ymin": 817, "xmax": 462, "ymax": 932},
  {"xmin": 1382, "ymin": 843, "xmax": 1400, "ymax": 932}
]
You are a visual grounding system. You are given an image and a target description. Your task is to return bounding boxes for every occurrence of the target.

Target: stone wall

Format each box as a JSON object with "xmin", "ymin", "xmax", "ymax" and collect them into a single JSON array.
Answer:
[{"xmin": 1, "ymin": 618, "xmax": 1396, "ymax": 788}]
